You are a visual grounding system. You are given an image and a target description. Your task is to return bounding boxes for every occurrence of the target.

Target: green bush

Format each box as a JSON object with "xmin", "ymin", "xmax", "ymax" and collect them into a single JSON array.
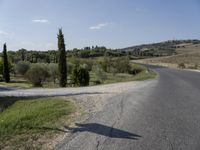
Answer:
[
  {"xmin": 94, "ymin": 80, "xmax": 101, "ymax": 85},
  {"xmin": 0, "ymin": 59, "xmax": 3, "ymax": 75},
  {"xmin": 47, "ymin": 63, "xmax": 58, "ymax": 83},
  {"xmin": 92, "ymin": 65, "xmax": 107, "ymax": 82},
  {"xmin": 80, "ymin": 59, "xmax": 94, "ymax": 71},
  {"xmin": 15, "ymin": 61, "xmax": 30, "ymax": 75},
  {"xmin": 114, "ymin": 57, "xmax": 131, "ymax": 73},
  {"xmin": 25, "ymin": 64, "xmax": 50, "ymax": 87},
  {"xmin": 71, "ymin": 64, "xmax": 90, "ymax": 86},
  {"xmin": 78, "ymin": 67, "xmax": 90, "ymax": 86},
  {"xmin": 67, "ymin": 62, "xmax": 74, "ymax": 74},
  {"xmin": 70, "ymin": 64, "xmax": 79, "ymax": 85},
  {"xmin": 101, "ymin": 56, "xmax": 130, "ymax": 73},
  {"xmin": 101, "ymin": 56, "xmax": 112, "ymax": 72},
  {"xmin": 129, "ymin": 67, "xmax": 143, "ymax": 75}
]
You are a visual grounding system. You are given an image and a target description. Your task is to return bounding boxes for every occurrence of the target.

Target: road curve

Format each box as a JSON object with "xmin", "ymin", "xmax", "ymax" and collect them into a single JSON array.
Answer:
[{"xmin": 56, "ymin": 66, "xmax": 200, "ymax": 150}]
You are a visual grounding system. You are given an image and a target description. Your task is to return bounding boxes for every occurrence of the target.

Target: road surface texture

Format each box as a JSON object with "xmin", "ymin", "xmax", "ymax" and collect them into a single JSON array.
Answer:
[{"xmin": 56, "ymin": 65, "xmax": 200, "ymax": 150}]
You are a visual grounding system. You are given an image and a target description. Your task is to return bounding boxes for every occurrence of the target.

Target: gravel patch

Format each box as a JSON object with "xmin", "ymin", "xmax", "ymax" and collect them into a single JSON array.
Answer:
[{"xmin": 0, "ymin": 81, "xmax": 154, "ymax": 114}]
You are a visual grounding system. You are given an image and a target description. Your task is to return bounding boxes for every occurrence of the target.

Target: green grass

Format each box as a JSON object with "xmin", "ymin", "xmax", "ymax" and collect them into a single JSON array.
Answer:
[
  {"xmin": 90, "ymin": 63, "xmax": 157, "ymax": 85},
  {"xmin": 0, "ymin": 81, "xmax": 32, "ymax": 88},
  {"xmin": 0, "ymin": 97, "xmax": 75, "ymax": 149},
  {"xmin": 0, "ymin": 76, "xmax": 32, "ymax": 88},
  {"xmin": 103, "ymin": 70, "xmax": 156, "ymax": 84}
]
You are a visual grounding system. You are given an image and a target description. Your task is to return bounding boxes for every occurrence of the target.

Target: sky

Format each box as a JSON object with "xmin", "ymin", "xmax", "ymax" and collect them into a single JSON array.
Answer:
[{"xmin": 0, "ymin": 0, "xmax": 200, "ymax": 51}]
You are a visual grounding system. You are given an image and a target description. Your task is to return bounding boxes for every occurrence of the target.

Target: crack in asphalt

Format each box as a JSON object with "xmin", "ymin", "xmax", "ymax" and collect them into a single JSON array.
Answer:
[
  {"xmin": 96, "ymin": 138, "xmax": 100, "ymax": 150},
  {"xmin": 95, "ymin": 95, "xmax": 126, "ymax": 150}
]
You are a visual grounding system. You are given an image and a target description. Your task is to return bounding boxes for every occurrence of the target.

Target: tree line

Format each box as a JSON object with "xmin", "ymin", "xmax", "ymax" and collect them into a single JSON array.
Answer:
[
  {"xmin": 1, "ymin": 29, "xmax": 69, "ymax": 87},
  {"xmin": 1, "ymin": 29, "xmax": 143, "ymax": 87}
]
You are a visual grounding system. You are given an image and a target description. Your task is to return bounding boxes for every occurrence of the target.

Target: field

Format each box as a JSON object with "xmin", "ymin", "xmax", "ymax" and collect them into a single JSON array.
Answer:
[{"xmin": 134, "ymin": 43, "xmax": 200, "ymax": 69}]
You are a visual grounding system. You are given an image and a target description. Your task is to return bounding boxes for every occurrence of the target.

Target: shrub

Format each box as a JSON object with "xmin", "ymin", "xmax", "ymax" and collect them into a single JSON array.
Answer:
[
  {"xmin": 47, "ymin": 63, "xmax": 59, "ymax": 83},
  {"xmin": 94, "ymin": 80, "xmax": 101, "ymax": 85},
  {"xmin": 114, "ymin": 57, "xmax": 131, "ymax": 73},
  {"xmin": 128, "ymin": 67, "xmax": 143, "ymax": 75},
  {"xmin": 71, "ymin": 64, "xmax": 90, "ymax": 86},
  {"xmin": 80, "ymin": 59, "xmax": 94, "ymax": 71},
  {"xmin": 101, "ymin": 55, "xmax": 112, "ymax": 72},
  {"xmin": 92, "ymin": 65, "xmax": 107, "ymax": 82},
  {"xmin": 25, "ymin": 64, "xmax": 50, "ymax": 87},
  {"xmin": 67, "ymin": 62, "xmax": 74, "ymax": 74},
  {"xmin": 15, "ymin": 61, "xmax": 30, "ymax": 75},
  {"xmin": 110, "ymin": 66, "xmax": 118, "ymax": 76},
  {"xmin": 178, "ymin": 63, "xmax": 186, "ymax": 69},
  {"xmin": 101, "ymin": 56, "xmax": 130, "ymax": 73},
  {"xmin": 70, "ymin": 64, "xmax": 79, "ymax": 85},
  {"xmin": 0, "ymin": 59, "xmax": 3, "ymax": 75},
  {"xmin": 78, "ymin": 67, "xmax": 90, "ymax": 86}
]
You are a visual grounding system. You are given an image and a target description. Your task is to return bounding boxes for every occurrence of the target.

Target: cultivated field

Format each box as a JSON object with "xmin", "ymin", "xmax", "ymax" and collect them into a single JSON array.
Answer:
[{"xmin": 134, "ymin": 43, "xmax": 200, "ymax": 69}]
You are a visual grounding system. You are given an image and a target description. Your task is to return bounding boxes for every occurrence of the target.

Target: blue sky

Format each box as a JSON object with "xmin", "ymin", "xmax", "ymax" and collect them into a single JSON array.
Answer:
[{"xmin": 0, "ymin": 0, "xmax": 200, "ymax": 51}]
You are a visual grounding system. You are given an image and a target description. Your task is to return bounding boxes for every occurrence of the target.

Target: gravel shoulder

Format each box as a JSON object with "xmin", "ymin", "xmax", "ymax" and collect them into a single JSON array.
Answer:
[{"xmin": 0, "ymin": 80, "xmax": 154, "ymax": 114}]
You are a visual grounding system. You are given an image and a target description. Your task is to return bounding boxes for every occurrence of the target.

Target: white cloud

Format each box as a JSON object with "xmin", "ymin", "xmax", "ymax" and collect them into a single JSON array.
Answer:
[
  {"xmin": 0, "ymin": 30, "xmax": 8, "ymax": 36},
  {"xmin": 32, "ymin": 19, "xmax": 49, "ymax": 23},
  {"xmin": 89, "ymin": 23, "xmax": 108, "ymax": 30}
]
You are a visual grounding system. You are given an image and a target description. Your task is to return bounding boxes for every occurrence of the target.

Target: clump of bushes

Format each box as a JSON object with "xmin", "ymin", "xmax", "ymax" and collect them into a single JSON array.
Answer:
[
  {"xmin": 15, "ymin": 61, "xmax": 30, "ymax": 75},
  {"xmin": 47, "ymin": 63, "xmax": 59, "ymax": 84},
  {"xmin": 128, "ymin": 66, "xmax": 143, "ymax": 75},
  {"xmin": 92, "ymin": 65, "xmax": 107, "ymax": 84},
  {"xmin": 71, "ymin": 64, "xmax": 90, "ymax": 86},
  {"xmin": 101, "ymin": 56, "xmax": 131, "ymax": 73},
  {"xmin": 114, "ymin": 57, "xmax": 131, "ymax": 73},
  {"xmin": 25, "ymin": 64, "xmax": 50, "ymax": 87}
]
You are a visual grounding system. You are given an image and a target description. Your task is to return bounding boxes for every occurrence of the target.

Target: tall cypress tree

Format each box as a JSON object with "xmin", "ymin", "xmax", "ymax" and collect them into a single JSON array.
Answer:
[
  {"xmin": 57, "ymin": 28, "xmax": 67, "ymax": 87},
  {"xmin": 3, "ymin": 43, "xmax": 10, "ymax": 83}
]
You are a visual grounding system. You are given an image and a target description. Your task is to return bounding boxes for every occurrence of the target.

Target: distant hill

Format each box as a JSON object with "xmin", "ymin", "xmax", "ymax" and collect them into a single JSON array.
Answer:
[
  {"xmin": 117, "ymin": 39, "xmax": 200, "ymax": 58},
  {"xmin": 132, "ymin": 40, "xmax": 200, "ymax": 69}
]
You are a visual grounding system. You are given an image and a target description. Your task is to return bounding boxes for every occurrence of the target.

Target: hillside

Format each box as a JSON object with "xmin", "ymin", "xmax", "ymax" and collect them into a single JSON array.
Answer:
[
  {"xmin": 118, "ymin": 39, "xmax": 200, "ymax": 58},
  {"xmin": 132, "ymin": 41, "xmax": 200, "ymax": 69}
]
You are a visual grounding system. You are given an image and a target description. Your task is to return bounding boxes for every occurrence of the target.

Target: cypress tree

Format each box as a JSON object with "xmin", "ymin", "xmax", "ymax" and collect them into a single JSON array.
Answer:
[
  {"xmin": 3, "ymin": 43, "xmax": 10, "ymax": 83},
  {"xmin": 57, "ymin": 28, "xmax": 67, "ymax": 87}
]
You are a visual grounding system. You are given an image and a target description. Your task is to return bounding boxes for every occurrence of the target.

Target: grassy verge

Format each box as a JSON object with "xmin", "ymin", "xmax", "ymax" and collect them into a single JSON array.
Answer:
[
  {"xmin": 90, "ymin": 63, "xmax": 157, "ymax": 85},
  {"xmin": 0, "ymin": 97, "xmax": 75, "ymax": 149},
  {"xmin": 0, "ymin": 76, "xmax": 32, "ymax": 88},
  {"xmin": 104, "ymin": 69, "xmax": 156, "ymax": 84}
]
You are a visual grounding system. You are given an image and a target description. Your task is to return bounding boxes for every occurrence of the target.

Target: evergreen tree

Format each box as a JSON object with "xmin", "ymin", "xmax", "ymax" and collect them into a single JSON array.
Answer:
[
  {"xmin": 57, "ymin": 28, "xmax": 67, "ymax": 87},
  {"xmin": 2, "ymin": 43, "xmax": 10, "ymax": 83}
]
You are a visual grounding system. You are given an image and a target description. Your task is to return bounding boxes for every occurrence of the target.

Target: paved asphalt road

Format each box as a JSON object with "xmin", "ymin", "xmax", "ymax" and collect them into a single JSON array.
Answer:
[{"xmin": 56, "ymin": 66, "xmax": 200, "ymax": 150}]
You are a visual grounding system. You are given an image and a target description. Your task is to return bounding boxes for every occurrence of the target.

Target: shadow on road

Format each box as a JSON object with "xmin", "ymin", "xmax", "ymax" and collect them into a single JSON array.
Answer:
[{"xmin": 65, "ymin": 123, "xmax": 141, "ymax": 140}]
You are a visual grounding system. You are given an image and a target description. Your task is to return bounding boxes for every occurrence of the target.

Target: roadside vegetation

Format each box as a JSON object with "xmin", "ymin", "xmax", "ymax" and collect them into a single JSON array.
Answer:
[
  {"xmin": 0, "ymin": 29, "xmax": 156, "ymax": 88},
  {"xmin": 0, "ymin": 97, "xmax": 75, "ymax": 149}
]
